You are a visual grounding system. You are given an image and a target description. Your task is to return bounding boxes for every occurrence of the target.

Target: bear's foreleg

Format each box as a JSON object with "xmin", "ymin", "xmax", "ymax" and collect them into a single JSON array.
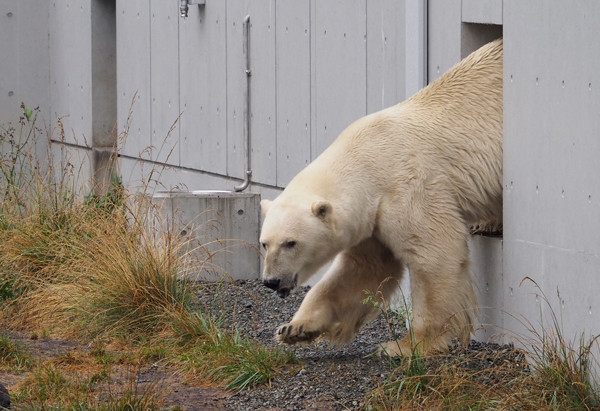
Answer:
[
  {"xmin": 375, "ymin": 186, "xmax": 478, "ymax": 357},
  {"xmin": 380, "ymin": 227, "xmax": 475, "ymax": 356},
  {"xmin": 276, "ymin": 237, "xmax": 404, "ymax": 346}
]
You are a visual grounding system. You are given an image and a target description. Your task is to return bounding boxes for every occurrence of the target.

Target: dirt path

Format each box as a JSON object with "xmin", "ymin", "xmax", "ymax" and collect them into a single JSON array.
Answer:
[{"xmin": 0, "ymin": 331, "xmax": 233, "ymax": 410}]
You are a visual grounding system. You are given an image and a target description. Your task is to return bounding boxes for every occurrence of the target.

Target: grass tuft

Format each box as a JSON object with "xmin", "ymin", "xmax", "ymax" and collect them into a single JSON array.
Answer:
[
  {"xmin": 363, "ymin": 279, "xmax": 600, "ymax": 410},
  {"xmin": 513, "ymin": 278, "xmax": 600, "ymax": 410},
  {"xmin": 172, "ymin": 309, "xmax": 296, "ymax": 391},
  {"xmin": 12, "ymin": 361, "xmax": 165, "ymax": 410},
  {"xmin": 0, "ymin": 333, "xmax": 34, "ymax": 370}
]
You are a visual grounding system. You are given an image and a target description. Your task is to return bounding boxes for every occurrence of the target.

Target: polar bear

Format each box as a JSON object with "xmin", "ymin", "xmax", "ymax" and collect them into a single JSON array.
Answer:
[{"xmin": 259, "ymin": 39, "xmax": 503, "ymax": 356}]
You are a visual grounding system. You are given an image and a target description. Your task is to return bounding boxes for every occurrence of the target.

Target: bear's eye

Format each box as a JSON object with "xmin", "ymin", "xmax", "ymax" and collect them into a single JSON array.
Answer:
[
  {"xmin": 284, "ymin": 240, "xmax": 296, "ymax": 249},
  {"xmin": 261, "ymin": 242, "xmax": 267, "ymax": 250}
]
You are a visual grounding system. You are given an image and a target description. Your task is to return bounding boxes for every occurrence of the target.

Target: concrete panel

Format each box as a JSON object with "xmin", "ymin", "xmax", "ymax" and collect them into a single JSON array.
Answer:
[
  {"xmin": 50, "ymin": 142, "xmax": 93, "ymax": 197},
  {"xmin": 366, "ymin": 0, "xmax": 406, "ymax": 111},
  {"xmin": 150, "ymin": 0, "xmax": 180, "ymax": 166},
  {"xmin": 276, "ymin": 1, "xmax": 311, "ymax": 187},
  {"xmin": 0, "ymin": 1, "xmax": 21, "ymax": 122},
  {"xmin": 312, "ymin": 0, "xmax": 367, "ymax": 158},
  {"xmin": 247, "ymin": 0, "xmax": 277, "ymax": 186},
  {"xmin": 0, "ymin": 0, "xmax": 50, "ymax": 134},
  {"xmin": 503, "ymin": 0, "xmax": 600, "ymax": 344},
  {"xmin": 179, "ymin": 1, "xmax": 227, "ymax": 175},
  {"xmin": 226, "ymin": 0, "xmax": 278, "ymax": 187},
  {"xmin": 116, "ymin": 0, "xmax": 152, "ymax": 160},
  {"xmin": 469, "ymin": 236, "xmax": 504, "ymax": 342},
  {"xmin": 427, "ymin": 0, "xmax": 461, "ymax": 81},
  {"xmin": 153, "ymin": 191, "xmax": 261, "ymax": 281},
  {"xmin": 48, "ymin": 0, "xmax": 93, "ymax": 147},
  {"xmin": 403, "ymin": 0, "xmax": 427, "ymax": 100},
  {"xmin": 462, "ymin": 0, "xmax": 503, "ymax": 25}
]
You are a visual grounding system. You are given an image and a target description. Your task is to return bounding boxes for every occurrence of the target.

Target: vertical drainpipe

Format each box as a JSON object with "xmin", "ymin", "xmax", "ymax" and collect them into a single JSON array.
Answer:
[{"xmin": 234, "ymin": 15, "xmax": 252, "ymax": 192}]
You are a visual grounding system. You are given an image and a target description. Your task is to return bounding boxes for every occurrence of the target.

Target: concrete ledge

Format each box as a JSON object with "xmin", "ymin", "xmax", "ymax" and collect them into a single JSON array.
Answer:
[{"xmin": 462, "ymin": 0, "xmax": 503, "ymax": 25}]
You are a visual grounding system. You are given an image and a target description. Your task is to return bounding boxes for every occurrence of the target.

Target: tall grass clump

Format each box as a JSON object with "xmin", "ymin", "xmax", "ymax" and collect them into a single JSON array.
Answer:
[
  {"xmin": 0, "ymin": 106, "xmax": 294, "ymax": 393},
  {"xmin": 514, "ymin": 278, "xmax": 600, "ymax": 410},
  {"xmin": 171, "ymin": 309, "xmax": 296, "ymax": 390},
  {"xmin": 20, "ymin": 194, "xmax": 194, "ymax": 341},
  {"xmin": 0, "ymin": 106, "xmax": 192, "ymax": 340},
  {"xmin": 0, "ymin": 107, "xmax": 82, "ymax": 299},
  {"xmin": 365, "ymin": 278, "xmax": 600, "ymax": 410}
]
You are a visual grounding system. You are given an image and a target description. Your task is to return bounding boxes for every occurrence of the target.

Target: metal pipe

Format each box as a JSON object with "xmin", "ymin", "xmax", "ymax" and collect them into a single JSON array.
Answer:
[
  {"xmin": 180, "ymin": 0, "xmax": 206, "ymax": 19},
  {"xmin": 180, "ymin": 0, "xmax": 189, "ymax": 18},
  {"xmin": 234, "ymin": 14, "xmax": 252, "ymax": 192}
]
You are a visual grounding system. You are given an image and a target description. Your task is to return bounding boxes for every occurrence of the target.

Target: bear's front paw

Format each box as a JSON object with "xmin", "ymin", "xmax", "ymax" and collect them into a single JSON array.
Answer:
[
  {"xmin": 377, "ymin": 336, "xmax": 430, "ymax": 358},
  {"xmin": 377, "ymin": 340, "xmax": 412, "ymax": 358},
  {"xmin": 275, "ymin": 322, "xmax": 322, "ymax": 345}
]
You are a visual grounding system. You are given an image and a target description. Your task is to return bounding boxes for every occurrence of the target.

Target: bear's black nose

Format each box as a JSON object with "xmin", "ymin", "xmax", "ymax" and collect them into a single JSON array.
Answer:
[{"xmin": 263, "ymin": 278, "xmax": 280, "ymax": 291}]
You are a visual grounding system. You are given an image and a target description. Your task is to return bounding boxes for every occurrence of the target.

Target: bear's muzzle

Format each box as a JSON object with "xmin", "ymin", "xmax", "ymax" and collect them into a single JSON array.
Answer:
[{"xmin": 263, "ymin": 274, "xmax": 298, "ymax": 298}]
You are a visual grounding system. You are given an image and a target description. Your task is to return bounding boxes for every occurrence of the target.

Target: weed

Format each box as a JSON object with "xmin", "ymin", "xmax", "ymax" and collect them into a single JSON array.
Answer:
[
  {"xmin": 514, "ymin": 278, "xmax": 600, "ymax": 410},
  {"xmin": 84, "ymin": 173, "xmax": 125, "ymax": 214},
  {"xmin": 12, "ymin": 361, "xmax": 165, "ymax": 409},
  {"xmin": 0, "ymin": 333, "xmax": 34, "ymax": 370},
  {"xmin": 139, "ymin": 343, "xmax": 171, "ymax": 363},
  {"xmin": 0, "ymin": 272, "xmax": 24, "ymax": 302},
  {"xmin": 173, "ymin": 309, "xmax": 296, "ymax": 390},
  {"xmin": 365, "ymin": 277, "xmax": 600, "ymax": 410},
  {"xmin": 97, "ymin": 370, "xmax": 165, "ymax": 411}
]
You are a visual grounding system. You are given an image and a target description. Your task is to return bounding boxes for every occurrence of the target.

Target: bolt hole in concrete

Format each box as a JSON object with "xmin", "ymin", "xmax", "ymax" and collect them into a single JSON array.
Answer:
[{"xmin": 237, "ymin": 209, "xmax": 244, "ymax": 215}]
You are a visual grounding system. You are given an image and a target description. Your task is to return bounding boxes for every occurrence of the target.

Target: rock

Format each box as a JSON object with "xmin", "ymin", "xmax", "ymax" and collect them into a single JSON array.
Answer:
[{"xmin": 0, "ymin": 382, "xmax": 10, "ymax": 409}]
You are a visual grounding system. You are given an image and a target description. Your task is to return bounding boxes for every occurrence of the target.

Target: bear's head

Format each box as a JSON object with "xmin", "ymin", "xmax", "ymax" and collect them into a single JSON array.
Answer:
[{"xmin": 259, "ymin": 197, "xmax": 340, "ymax": 298}]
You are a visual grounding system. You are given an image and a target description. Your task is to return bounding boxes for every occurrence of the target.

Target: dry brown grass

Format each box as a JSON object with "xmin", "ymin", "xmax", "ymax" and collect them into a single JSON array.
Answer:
[
  {"xmin": 0, "ymin": 108, "xmax": 294, "ymax": 409},
  {"xmin": 366, "ymin": 281, "xmax": 600, "ymax": 410}
]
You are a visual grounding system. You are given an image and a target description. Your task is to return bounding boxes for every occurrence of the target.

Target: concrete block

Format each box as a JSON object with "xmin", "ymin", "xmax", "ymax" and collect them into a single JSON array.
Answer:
[{"xmin": 153, "ymin": 190, "xmax": 261, "ymax": 282}]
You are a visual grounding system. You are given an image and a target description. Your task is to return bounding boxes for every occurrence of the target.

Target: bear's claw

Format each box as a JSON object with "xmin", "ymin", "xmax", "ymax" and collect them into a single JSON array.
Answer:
[{"xmin": 276, "ymin": 323, "xmax": 322, "ymax": 344}]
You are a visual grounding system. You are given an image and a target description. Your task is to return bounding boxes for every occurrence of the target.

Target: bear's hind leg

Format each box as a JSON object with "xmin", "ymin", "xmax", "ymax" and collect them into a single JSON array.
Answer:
[{"xmin": 276, "ymin": 237, "xmax": 404, "ymax": 346}]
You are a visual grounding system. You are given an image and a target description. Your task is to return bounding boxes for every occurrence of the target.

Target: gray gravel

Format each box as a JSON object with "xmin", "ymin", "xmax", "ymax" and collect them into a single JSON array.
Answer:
[
  {"xmin": 195, "ymin": 280, "xmax": 525, "ymax": 410},
  {"xmin": 196, "ymin": 280, "xmax": 403, "ymax": 410}
]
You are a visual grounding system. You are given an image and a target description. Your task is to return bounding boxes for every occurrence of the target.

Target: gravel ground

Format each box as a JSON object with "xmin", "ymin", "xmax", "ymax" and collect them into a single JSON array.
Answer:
[
  {"xmin": 0, "ymin": 279, "xmax": 526, "ymax": 410},
  {"xmin": 194, "ymin": 280, "xmax": 526, "ymax": 411}
]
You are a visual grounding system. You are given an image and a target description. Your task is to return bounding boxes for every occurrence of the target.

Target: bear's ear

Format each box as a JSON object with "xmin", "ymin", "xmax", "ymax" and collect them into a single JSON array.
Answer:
[
  {"xmin": 311, "ymin": 200, "xmax": 332, "ymax": 220},
  {"xmin": 260, "ymin": 199, "xmax": 273, "ymax": 215}
]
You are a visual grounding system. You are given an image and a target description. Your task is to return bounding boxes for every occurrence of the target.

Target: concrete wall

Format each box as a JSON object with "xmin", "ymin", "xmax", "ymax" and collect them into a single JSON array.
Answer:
[
  {"xmin": 0, "ymin": 0, "xmax": 118, "ymax": 195},
  {"xmin": 428, "ymin": 0, "xmax": 600, "ymax": 349},
  {"xmin": 503, "ymin": 0, "xmax": 600, "ymax": 344},
  {"xmin": 116, "ymin": 0, "xmax": 427, "ymax": 195},
  {"xmin": 0, "ymin": 0, "xmax": 51, "ymax": 163}
]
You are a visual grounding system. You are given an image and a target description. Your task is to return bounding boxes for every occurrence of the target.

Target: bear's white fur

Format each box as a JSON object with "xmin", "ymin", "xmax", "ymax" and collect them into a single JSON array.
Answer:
[{"xmin": 260, "ymin": 39, "xmax": 503, "ymax": 356}]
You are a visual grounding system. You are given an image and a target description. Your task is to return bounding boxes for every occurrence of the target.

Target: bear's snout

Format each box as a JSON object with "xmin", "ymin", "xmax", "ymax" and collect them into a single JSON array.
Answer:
[
  {"xmin": 263, "ymin": 278, "xmax": 280, "ymax": 291},
  {"xmin": 263, "ymin": 275, "xmax": 297, "ymax": 298}
]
